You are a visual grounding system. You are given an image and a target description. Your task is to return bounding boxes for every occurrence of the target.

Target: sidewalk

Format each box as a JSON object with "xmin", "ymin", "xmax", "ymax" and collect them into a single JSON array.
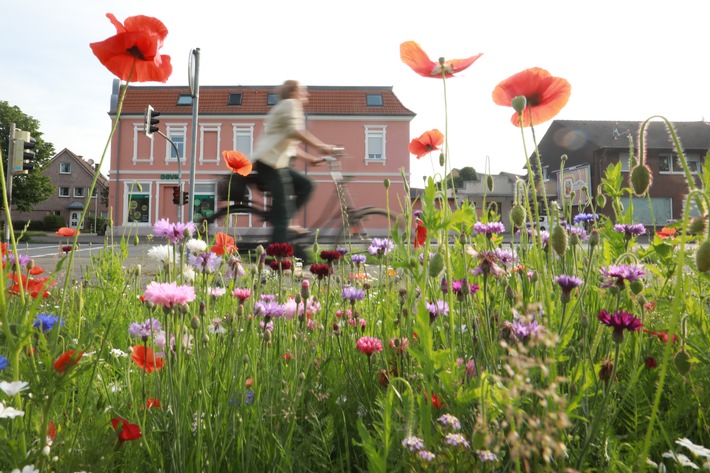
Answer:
[{"xmin": 30, "ymin": 232, "xmax": 143, "ymax": 245}]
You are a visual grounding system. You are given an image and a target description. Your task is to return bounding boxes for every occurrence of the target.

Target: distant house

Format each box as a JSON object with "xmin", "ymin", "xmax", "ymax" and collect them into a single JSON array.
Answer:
[
  {"xmin": 534, "ymin": 120, "xmax": 710, "ymax": 224},
  {"xmin": 11, "ymin": 148, "xmax": 109, "ymax": 229},
  {"xmin": 457, "ymin": 172, "xmax": 525, "ymax": 219},
  {"xmin": 107, "ymin": 83, "xmax": 416, "ymax": 237}
]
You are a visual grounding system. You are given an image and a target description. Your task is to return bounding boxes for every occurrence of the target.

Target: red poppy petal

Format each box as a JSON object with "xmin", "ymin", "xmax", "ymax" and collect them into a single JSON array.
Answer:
[
  {"xmin": 408, "ymin": 140, "xmax": 430, "ymax": 158},
  {"xmin": 123, "ymin": 15, "xmax": 168, "ymax": 41},
  {"xmin": 400, "ymin": 41, "xmax": 437, "ymax": 78},
  {"xmin": 448, "ymin": 54, "xmax": 483, "ymax": 74}
]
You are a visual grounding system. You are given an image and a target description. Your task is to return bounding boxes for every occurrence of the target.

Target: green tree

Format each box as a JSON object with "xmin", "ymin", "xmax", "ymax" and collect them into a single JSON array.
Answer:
[
  {"xmin": 452, "ymin": 166, "xmax": 478, "ymax": 188},
  {"xmin": 0, "ymin": 100, "xmax": 55, "ymax": 212}
]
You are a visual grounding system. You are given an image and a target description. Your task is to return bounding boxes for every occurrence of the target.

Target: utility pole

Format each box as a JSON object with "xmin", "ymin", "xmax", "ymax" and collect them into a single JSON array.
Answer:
[
  {"xmin": 4, "ymin": 123, "xmax": 16, "ymax": 242},
  {"xmin": 188, "ymin": 48, "xmax": 200, "ymax": 223}
]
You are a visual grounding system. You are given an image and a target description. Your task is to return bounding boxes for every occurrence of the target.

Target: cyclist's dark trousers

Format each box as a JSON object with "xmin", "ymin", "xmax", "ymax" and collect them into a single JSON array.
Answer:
[{"xmin": 255, "ymin": 161, "xmax": 313, "ymax": 244}]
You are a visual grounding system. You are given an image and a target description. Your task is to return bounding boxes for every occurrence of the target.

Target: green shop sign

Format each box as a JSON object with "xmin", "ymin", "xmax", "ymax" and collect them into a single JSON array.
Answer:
[{"xmin": 160, "ymin": 174, "xmax": 179, "ymax": 180}]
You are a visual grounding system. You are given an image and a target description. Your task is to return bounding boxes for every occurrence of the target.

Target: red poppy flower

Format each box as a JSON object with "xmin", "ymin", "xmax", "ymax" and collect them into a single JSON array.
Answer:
[
  {"xmin": 143, "ymin": 398, "xmax": 161, "ymax": 409},
  {"xmin": 131, "ymin": 345, "xmax": 165, "ymax": 373},
  {"xmin": 645, "ymin": 356, "xmax": 657, "ymax": 369},
  {"xmin": 47, "ymin": 421, "xmax": 57, "ymax": 443},
  {"xmin": 210, "ymin": 231, "xmax": 238, "ymax": 256},
  {"xmin": 656, "ymin": 227, "xmax": 676, "ymax": 239},
  {"xmin": 492, "ymin": 67, "xmax": 571, "ymax": 127},
  {"xmin": 29, "ymin": 266, "xmax": 45, "ymax": 276},
  {"xmin": 408, "ymin": 129, "xmax": 444, "ymax": 159},
  {"xmin": 90, "ymin": 13, "xmax": 173, "ymax": 83},
  {"xmin": 55, "ymin": 227, "xmax": 77, "ymax": 237},
  {"xmin": 400, "ymin": 41, "xmax": 482, "ymax": 79},
  {"xmin": 54, "ymin": 350, "xmax": 84, "ymax": 374},
  {"xmin": 414, "ymin": 218, "xmax": 427, "ymax": 248},
  {"xmin": 430, "ymin": 392, "xmax": 445, "ymax": 409},
  {"xmin": 1, "ymin": 243, "xmax": 7, "ymax": 255},
  {"xmin": 111, "ymin": 418, "xmax": 142, "ymax": 441},
  {"xmin": 8, "ymin": 274, "xmax": 52, "ymax": 298},
  {"xmin": 222, "ymin": 150, "xmax": 253, "ymax": 176}
]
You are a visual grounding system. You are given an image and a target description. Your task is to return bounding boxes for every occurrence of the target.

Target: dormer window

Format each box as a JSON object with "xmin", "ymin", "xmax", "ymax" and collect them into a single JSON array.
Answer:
[
  {"xmin": 366, "ymin": 94, "xmax": 383, "ymax": 106},
  {"xmin": 177, "ymin": 94, "xmax": 193, "ymax": 106},
  {"xmin": 267, "ymin": 93, "xmax": 279, "ymax": 105},
  {"xmin": 228, "ymin": 93, "xmax": 243, "ymax": 106}
]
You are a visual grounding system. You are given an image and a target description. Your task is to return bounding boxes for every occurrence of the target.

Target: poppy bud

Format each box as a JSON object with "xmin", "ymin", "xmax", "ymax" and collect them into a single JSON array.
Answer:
[
  {"xmin": 550, "ymin": 225, "xmax": 568, "ymax": 257},
  {"xmin": 674, "ymin": 349, "xmax": 691, "ymax": 376},
  {"xmin": 511, "ymin": 96, "xmax": 527, "ymax": 114},
  {"xmin": 589, "ymin": 229, "xmax": 600, "ymax": 247},
  {"xmin": 439, "ymin": 153, "xmax": 445, "ymax": 167},
  {"xmin": 569, "ymin": 232, "xmax": 580, "ymax": 246},
  {"xmin": 630, "ymin": 164, "xmax": 653, "ymax": 196},
  {"xmin": 510, "ymin": 205, "xmax": 526, "ymax": 228},
  {"xmin": 428, "ymin": 252, "xmax": 444, "ymax": 278},
  {"xmin": 384, "ymin": 179, "xmax": 390, "ymax": 189},
  {"xmin": 696, "ymin": 239, "xmax": 710, "ymax": 272},
  {"xmin": 596, "ymin": 185, "xmax": 607, "ymax": 208},
  {"xmin": 629, "ymin": 279, "xmax": 644, "ymax": 295},
  {"xmin": 134, "ymin": 235, "xmax": 140, "ymax": 246},
  {"xmin": 190, "ymin": 316, "xmax": 201, "ymax": 330},
  {"xmin": 202, "ymin": 333, "xmax": 210, "ymax": 345},
  {"xmin": 561, "ymin": 154, "xmax": 568, "ymax": 163},
  {"xmin": 486, "ymin": 175, "xmax": 494, "ymax": 192},
  {"xmin": 312, "ymin": 241, "xmax": 319, "ymax": 257},
  {"xmin": 689, "ymin": 215, "xmax": 707, "ymax": 235}
]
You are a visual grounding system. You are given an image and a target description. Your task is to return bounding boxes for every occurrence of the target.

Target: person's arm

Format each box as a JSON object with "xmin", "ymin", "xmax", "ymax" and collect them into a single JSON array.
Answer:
[
  {"xmin": 294, "ymin": 147, "xmax": 326, "ymax": 165},
  {"xmin": 292, "ymin": 129, "xmax": 335, "ymax": 155}
]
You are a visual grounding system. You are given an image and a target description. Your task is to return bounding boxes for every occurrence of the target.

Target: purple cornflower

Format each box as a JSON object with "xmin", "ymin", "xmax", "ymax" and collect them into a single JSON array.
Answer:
[
  {"xmin": 451, "ymin": 278, "xmax": 479, "ymax": 296},
  {"xmin": 418, "ymin": 450, "xmax": 436, "ymax": 461},
  {"xmin": 600, "ymin": 264, "xmax": 645, "ymax": 289},
  {"xmin": 597, "ymin": 310, "xmax": 643, "ymax": 343},
  {"xmin": 468, "ymin": 250, "xmax": 506, "ymax": 278},
  {"xmin": 473, "ymin": 221, "xmax": 505, "ymax": 236},
  {"xmin": 367, "ymin": 238, "xmax": 394, "ymax": 256},
  {"xmin": 573, "ymin": 213, "xmax": 599, "ymax": 225},
  {"xmin": 188, "ymin": 251, "xmax": 221, "ymax": 273},
  {"xmin": 426, "ymin": 300, "xmax": 449, "ymax": 323},
  {"xmin": 153, "ymin": 218, "xmax": 196, "ymax": 244},
  {"xmin": 3, "ymin": 253, "xmax": 32, "ymax": 267},
  {"xmin": 128, "ymin": 318, "xmax": 162, "ymax": 340},
  {"xmin": 437, "ymin": 414, "xmax": 461, "ymax": 430},
  {"xmin": 351, "ymin": 254, "xmax": 367, "ymax": 265},
  {"xmin": 402, "ymin": 436, "xmax": 425, "ymax": 452},
  {"xmin": 555, "ymin": 274, "xmax": 583, "ymax": 302},
  {"xmin": 494, "ymin": 248, "xmax": 517, "ymax": 267},
  {"xmin": 444, "ymin": 433, "xmax": 470, "ymax": 448},
  {"xmin": 254, "ymin": 300, "xmax": 286, "ymax": 319},
  {"xmin": 336, "ymin": 247, "xmax": 349, "ymax": 256},
  {"xmin": 33, "ymin": 313, "xmax": 64, "ymax": 333},
  {"xmin": 569, "ymin": 225, "xmax": 588, "ymax": 241},
  {"xmin": 512, "ymin": 319, "xmax": 543, "ymax": 342},
  {"xmin": 341, "ymin": 286, "xmax": 366, "ymax": 304},
  {"xmin": 477, "ymin": 450, "xmax": 498, "ymax": 462},
  {"xmin": 614, "ymin": 223, "xmax": 646, "ymax": 238}
]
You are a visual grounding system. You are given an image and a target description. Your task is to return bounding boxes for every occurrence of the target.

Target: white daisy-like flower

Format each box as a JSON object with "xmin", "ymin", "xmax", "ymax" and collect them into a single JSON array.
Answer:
[
  {"xmin": 676, "ymin": 438, "xmax": 710, "ymax": 458},
  {"xmin": 186, "ymin": 238, "xmax": 208, "ymax": 254},
  {"xmin": 182, "ymin": 265, "xmax": 196, "ymax": 282},
  {"xmin": 10, "ymin": 465, "xmax": 39, "ymax": 473},
  {"xmin": 147, "ymin": 244, "xmax": 175, "ymax": 265},
  {"xmin": 208, "ymin": 317, "xmax": 227, "ymax": 335},
  {"xmin": 0, "ymin": 402, "xmax": 25, "ymax": 418},
  {"xmin": 0, "ymin": 381, "xmax": 29, "ymax": 397},
  {"xmin": 110, "ymin": 348, "xmax": 128, "ymax": 358}
]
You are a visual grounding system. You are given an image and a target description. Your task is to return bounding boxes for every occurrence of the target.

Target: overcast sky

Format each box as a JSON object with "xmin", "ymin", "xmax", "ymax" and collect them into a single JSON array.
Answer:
[{"xmin": 2, "ymin": 1, "xmax": 709, "ymax": 185}]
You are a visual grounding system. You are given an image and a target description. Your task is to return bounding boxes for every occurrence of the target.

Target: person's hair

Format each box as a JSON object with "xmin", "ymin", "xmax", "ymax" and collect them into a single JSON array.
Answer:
[{"xmin": 278, "ymin": 80, "xmax": 300, "ymax": 100}]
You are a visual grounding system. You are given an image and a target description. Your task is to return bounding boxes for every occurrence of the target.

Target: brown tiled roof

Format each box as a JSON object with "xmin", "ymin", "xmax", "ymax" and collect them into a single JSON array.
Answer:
[
  {"xmin": 52, "ymin": 148, "xmax": 109, "ymax": 188},
  {"xmin": 113, "ymin": 85, "xmax": 416, "ymax": 117}
]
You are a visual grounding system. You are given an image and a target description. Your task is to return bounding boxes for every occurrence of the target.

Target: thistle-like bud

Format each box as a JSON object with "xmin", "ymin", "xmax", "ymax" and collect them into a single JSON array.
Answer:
[
  {"xmin": 486, "ymin": 175, "xmax": 494, "ymax": 192},
  {"xmin": 439, "ymin": 153, "xmax": 445, "ymax": 167},
  {"xmin": 256, "ymin": 245, "xmax": 265, "ymax": 258},
  {"xmin": 384, "ymin": 178, "xmax": 390, "ymax": 189},
  {"xmin": 689, "ymin": 215, "xmax": 707, "ymax": 235},
  {"xmin": 26, "ymin": 259, "xmax": 35, "ymax": 270},
  {"xmin": 629, "ymin": 279, "xmax": 644, "ymax": 295},
  {"xmin": 695, "ymin": 239, "xmax": 710, "ymax": 272},
  {"xmin": 301, "ymin": 279, "xmax": 311, "ymax": 300},
  {"xmin": 630, "ymin": 164, "xmax": 653, "ymax": 196},
  {"xmin": 589, "ymin": 229, "xmax": 600, "ymax": 247},
  {"xmin": 511, "ymin": 95, "xmax": 527, "ymax": 114},
  {"xmin": 550, "ymin": 225, "xmax": 568, "ymax": 257},
  {"xmin": 428, "ymin": 252, "xmax": 444, "ymax": 277},
  {"xmin": 561, "ymin": 154, "xmax": 568, "ymax": 163},
  {"xmin": 505, "ymin": 284, "xmax": 516, "ymax": 304},
  {"xmin": 510, "ymin": 205, "xmax": 526, "ymax": 228},
  {"xmin": 190, "ymin": 316, "xmax": 201, "ymax": 330}
]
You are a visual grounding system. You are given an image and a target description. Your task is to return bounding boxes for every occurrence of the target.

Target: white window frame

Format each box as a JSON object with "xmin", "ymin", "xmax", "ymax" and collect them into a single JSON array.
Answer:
[
  {"xmin": 132, "ymin": 124, "xmax": 154, "ymax": 164},
  {"xmin": 364, "ymin": 125, "xmax": 387, "ymax": 165},
  {"xmin": 199, "ymin": 124, "xmax": 222, "ymax": 164},
  {"xmin": 74, "ymin": 187, "xmax": 85, "ymax": 198},
  {"xmin": 165, "ymin": 124, "xmax": 188, "ymax": 163},
  {"xmin": 659, "ymin": 153, "xmax": 700, "ymax": 174},
  {"xmin": 59, "ymin": 186, "xmax": 70, "ymax": 197},
  {"xmin": 59, "ymin": 162, "xmax": 71, "ymax": 174},
  {"xmin": 233, "ymin": 124, "xmax": 254, "ymax": 158}
]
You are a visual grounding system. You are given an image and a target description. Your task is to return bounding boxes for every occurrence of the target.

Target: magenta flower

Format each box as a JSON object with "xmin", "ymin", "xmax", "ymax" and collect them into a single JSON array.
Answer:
[
  {"xmin": 600, "ymin": 264, "xmax": 645, "ymax": 289},
  {"xmin": 188, "ymin": 251, "xmax": 221, "ymax": 273},
  {"xmin": 425, "ymin": 300, "xmax": 449, "ymax": 323},
  {"xmin": 451, "ymin": 278, "xmax": 479, "ymax": 296},
  {"xmin": 143, "ymin": 281, "xmax": 196, "ymax": 310},
  {"xmin": 597, "ymin": 309, "xmax": 643, "ymax": 343},
  {"xmin": 232, "ymin": 287, "xmax": 250, "ymax": 303},
  {"xmin": 128, "ymin": 318, "xmax": 162, "ymax": 340},
  {"xmin": 356, "ymin": 336, "xmax": 383, "ymax": 356},
  {"xmin": 473, "ymin": 221, "xmax": 505, "ymax": 236},
  {"xmin": 153, "ymin": 218, "xmax": 196, "ymax": 244},
  {"xmin": 254, "ymin": 300, "xmax": 286, "ymax": 319},
  {"xmin": 613, "ymin": 223, "xmax": 646, "ymax": 238}
]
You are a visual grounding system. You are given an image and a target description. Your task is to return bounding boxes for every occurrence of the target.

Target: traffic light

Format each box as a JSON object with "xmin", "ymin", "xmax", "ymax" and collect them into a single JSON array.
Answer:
[
  {"xmin": 182, "ymin": 191, "xmax": 189, "ymax": 205},
  {"xmin": 144, "ymin": 105, "xmax": 161, "ymax": 138},
  {"xmin": 172, "ymin": 186, "xmax": 180, "ymax": 205},
  {"xmin": 12, "ymin": 129, "xmax": 37, "ymax": 175}
]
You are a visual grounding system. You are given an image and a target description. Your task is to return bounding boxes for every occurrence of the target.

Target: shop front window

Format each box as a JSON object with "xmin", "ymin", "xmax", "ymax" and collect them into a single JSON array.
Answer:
[
  {"xmin": 128, "ymin": 193, "xmax": 150, "ymax": 223},
  {"xmin": 191, "ymin": 184, "xmax": 217, "ymax": 223}
]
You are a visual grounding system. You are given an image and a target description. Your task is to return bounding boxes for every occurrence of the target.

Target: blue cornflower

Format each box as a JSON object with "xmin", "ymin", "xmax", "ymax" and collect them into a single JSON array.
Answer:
[
  {"xmin": 33, "ymin": 313, "xmax": 64, "ymax": 333},
  {"xmin": 351, "ymin": 254, "xmax": 367, "ymax": 265},
  {"xmin": 573, "ymin": 213, "xmax": 599, "ymax": 225},
  {"xmin": 341, "ymin": 286, "xmax": 365, "ymax": 303},
  {"xmin": 0, "ymin": 355, "xmax": 8, "ymax": 370}
]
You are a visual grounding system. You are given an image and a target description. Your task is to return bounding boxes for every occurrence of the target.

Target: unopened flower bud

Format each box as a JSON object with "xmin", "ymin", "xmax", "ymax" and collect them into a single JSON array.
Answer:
[
  {"xmin": 256, "ymin": 245, "xmax": 265, "ymax": 258},
  {"xmin": 202, "ymin": 333, "xmax": 210, "ymax": 345},
  {"xmin": 510, "ymin": 205, "xmax": 526, "ymax": 228},
  {"xmin": 486, "ymin": 175, "xmax": 494, "ymax": 192},
  {"xmin": 674, "ymin": 349, "xmax": 691, "ymax": 376},
  {"xmin": 637, "ymin": 295, "xmax": 647, "ymax": 307},
  {"xmin": 689, "ymin": 215, "xmax": 707, "ymax": 235},
  {"xmin": 242, "ymin": 354, "xmax": 250, "ymax": 364},
  {"xmin": 199, "ymin": 301, "xmax": 206, "ymax": 315},
  {"xmin": 301, "ymin": 279, "xmax": 310, "ymax": 299},
  {"xmin": 511, "ymin": 95, "xmax": 527, "ymax": 114},
  {"xmin": 629, "ymin": 279, "xmax": 644, "ymax": 295},
  {"xmin": 630, "ymin": 164, "xmax": 653, "ymax": 196},
  {"xmin": 134, "ymin": 235, "xmax": 140, "ymax": 246},
  {"xmin": 428, "ymin": 252, "xmax": 444, "ymax": 278},
  {"xmin": 550, "ymin": 225, "xmax": 568, "ymax": 257},
  {"xmin": 190, "ymin": 316, "xmax": 201, "ymax": 330},
  {"xmin": 589, "ymin": 229, "xmax": 600, "ymax": 247},
  {"xmin": 696, "ymin": 239, "xmax": 710, "ymax": 272},
  {"xmin": 561, "ymin": 154, "xmax": 568, "ymax": 163},
  {"xmin": 26, "ymin": 259, "xmax": 35, "ymax": 270},
  {"xmin": 262, "ymin": 330, "xmax": 271, "ymax": 342},
  {"xmin": 529, "ymin": 270, "xmax": 538, "ymax": 283},
  {"xmin": 384, "ymin": 179, "xmax": 390, "ymax": 189},
  {"xmin": 439, "ymin": 153, "xmax": 445, "ymax": 167}
]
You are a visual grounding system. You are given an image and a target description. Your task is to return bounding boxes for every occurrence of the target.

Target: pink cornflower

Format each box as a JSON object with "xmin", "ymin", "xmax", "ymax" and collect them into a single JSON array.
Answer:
[
  {"xmin": 600, "ymin": 264, "xmax": 645, "ymax": 289},
  {"xmin": 473, "ymin": 221, "xmax": 505, "ymax": 236},
  {"xmin": 356, "ymin": 336, "xmax": 383, "ymax": 356},
  {"xmin": 153, "ymin": 218, "xmax": 196, "ymax": 244},
  {"xmin": 468, "ymin": 249, "xmax": 506, "ymax": 278},
  {"xmin": 597, "ymin": 309, "xmax": 643, "ymax": 343},
  {"xmin": 233, "ymin": 288, "xmax": 251, "ymax": 303},
  {"xmin": 143, "ymin": 281, "xmax": 196, "ymax": 311},
  {"xmin": 437, "ymin": 414, "xmax": 461, "ymax": 430}
]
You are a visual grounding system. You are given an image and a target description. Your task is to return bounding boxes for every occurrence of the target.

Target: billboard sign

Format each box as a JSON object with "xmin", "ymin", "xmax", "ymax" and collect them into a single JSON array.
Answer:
[{"xmin": 558, "ymin": 165, "xmax": 591, "ymax": 206}]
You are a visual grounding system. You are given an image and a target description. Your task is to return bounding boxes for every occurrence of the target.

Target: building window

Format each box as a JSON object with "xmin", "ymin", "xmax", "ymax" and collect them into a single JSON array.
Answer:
[
  {"xmin": 267, "ymin": 93, "xmax": 279, "ymax": 105},
  {"xmin": 176, "ymin": 94, "xmax": 193, "ymax": 106},
  {"xmin": 74, "ymin": 187, "xmax": 85, "ymax": 198},
  {"xmin": 233, "ymin": 125, "xmax": 254, "ymax": 157},
  {"xmin": 619, "ymin": 152, "xmax": 631, "ymax": 172},
  {"xmin": 365, "ymin": 126, "xmax": 386, "ymax": 162},
  {"xmin": 191, "ymin": 184, "xmax": 217, "ymax": 223},
  {"xmin": 59, "ymin": 162, "xmax": 71, "ymax": 174},
  {"xmin": 659, "ymin": 153, "xmax": 700, "ymax": 174},
  {"xmin": 127, "ymin": 192, "xmax": 150, "ymax": 223},
  {"xmin": 59, "ymin": 186, "xmax": 70, "ymax": 197},
  {"xmin": 92, "ymin": 188, "xmax": 98, "ymax": 198},
  {"xmin": 166, "ymin": 125, "xmax": 187, "ymax": 161},
  {"xmin": 366, "ymin": 94, "xmax": 383, "ymax": 106},
  {"xmin": 228, "ymin": 93, "xmax": 243, "ymax": 106}
]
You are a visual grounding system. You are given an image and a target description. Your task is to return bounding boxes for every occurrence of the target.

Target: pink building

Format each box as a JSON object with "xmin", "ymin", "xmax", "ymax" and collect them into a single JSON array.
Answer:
[{"xmin": 107, "ymin": 83, "xmax": 415, "ymax": 238}]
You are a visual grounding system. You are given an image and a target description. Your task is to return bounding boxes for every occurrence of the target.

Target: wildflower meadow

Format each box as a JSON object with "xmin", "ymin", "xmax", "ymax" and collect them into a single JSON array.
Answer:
[{"xmin": 1, "ymin": 12, "xmax": 710, "ymax": 473}]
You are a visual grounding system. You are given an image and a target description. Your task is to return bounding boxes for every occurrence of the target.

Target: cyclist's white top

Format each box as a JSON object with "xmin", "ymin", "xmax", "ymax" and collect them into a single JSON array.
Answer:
[{"xmin": 251, "ymin": 98, "xmax": 304, "ymax": 169}]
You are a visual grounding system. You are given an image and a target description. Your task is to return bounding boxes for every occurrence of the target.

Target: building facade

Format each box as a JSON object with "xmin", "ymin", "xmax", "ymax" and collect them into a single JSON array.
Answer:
[
  {"xmin": 11, "ymin": 148, "xmax": 109, "ymax": 230},
  {"xmin": 107, "ymin": 83, "xmax": 415, "ymax": 237}
]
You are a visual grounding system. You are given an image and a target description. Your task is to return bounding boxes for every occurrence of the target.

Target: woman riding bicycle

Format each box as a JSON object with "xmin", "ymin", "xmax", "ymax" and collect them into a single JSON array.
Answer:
[{"xmin": 250, "ymin": 80, "xmax": 339, "ymax": 244}]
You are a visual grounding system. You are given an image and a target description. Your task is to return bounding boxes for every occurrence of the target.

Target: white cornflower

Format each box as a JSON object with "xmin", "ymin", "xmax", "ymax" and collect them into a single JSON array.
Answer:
[
  {"xmin": 208, "ymin": 317, "xmax": 227, "ymax": 335},
  {"xmin": 147, "ymin": 244, "xmax": 175, "ymax": 265},
  {"xmin": 10, "ymin": 465, "xmax": 39, "ymax": 473},
  {"xmin": 186, "ymin": 238, "xmax": 208, "ymax": 254},
  {"xmin": 0, "ymin": 381, "xmax": 30, "ymax": 396},
  {"xmin": 0, "ymin": 402, "xmax": 25, "ymax": 419},
  {"xmin": 401, "ymin": 436, "xmax": 425, "ymax": 452}
]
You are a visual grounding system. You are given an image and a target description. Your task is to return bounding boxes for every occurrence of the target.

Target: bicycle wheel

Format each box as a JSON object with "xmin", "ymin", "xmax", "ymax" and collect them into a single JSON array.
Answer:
[{"xmin": 335, "ymin": 208, "xmax": 406, "ymax": 246}]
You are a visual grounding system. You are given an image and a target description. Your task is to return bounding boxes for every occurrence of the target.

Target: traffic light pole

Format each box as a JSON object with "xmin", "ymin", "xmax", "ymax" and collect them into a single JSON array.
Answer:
[
  {"xmin": 4, "ymin": 123, "xmax": 16, "ymax": 242},
  {"xmin": 156, "ymin": 130, "xmax": 183, "ymax": 223},
  {"xmin": 187, "ymin": 48, "xmax": 200, "ymax": 223}
]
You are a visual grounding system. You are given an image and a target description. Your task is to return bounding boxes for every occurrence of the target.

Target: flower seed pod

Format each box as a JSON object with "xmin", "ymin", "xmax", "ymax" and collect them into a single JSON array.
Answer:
[
  {"xmin": 511, "ymin": 95, "xmax": 527, "ymax": 114},
  {"xmin": 550, "ymin": 225, "xmax": 568, "ymax": 257},
  {"xmin": 630, "ymin": 164, "xmax": 653, "ymax": 196},
  {"xmin": 510, "ymin": 205, "xmax": 526, "ymax": 228},
  {"xmin": 428, "ymin": 252, "xmax": 445, "ymax": 278},
  {"xmin": 695, "ymin": 239, "xmax": 710, "ymax": 272}
]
